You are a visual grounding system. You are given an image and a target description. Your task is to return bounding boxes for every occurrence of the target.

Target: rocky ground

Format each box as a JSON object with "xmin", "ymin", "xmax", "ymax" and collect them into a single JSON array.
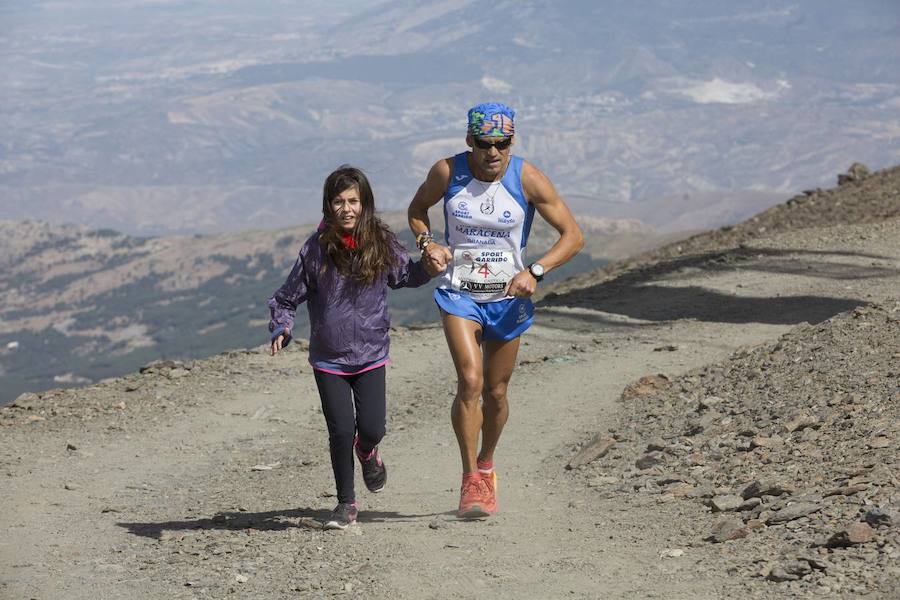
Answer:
[
  {"xmin": 572, "ymin": 301, "xmax": 900, "ymax": 596},
  {"xmin": 1, "ymin": 164, "xmax": 899, "ymax": 599}
]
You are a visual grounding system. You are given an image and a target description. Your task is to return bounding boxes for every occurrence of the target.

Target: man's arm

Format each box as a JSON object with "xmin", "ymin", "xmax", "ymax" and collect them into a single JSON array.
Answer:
[
  {"xmin": 506, "ymin": 161, "xmax": 584, "ymax": 298},
  {"xmin": 408, "ymin": 158, "xmax": 453, "ymax": 267}
]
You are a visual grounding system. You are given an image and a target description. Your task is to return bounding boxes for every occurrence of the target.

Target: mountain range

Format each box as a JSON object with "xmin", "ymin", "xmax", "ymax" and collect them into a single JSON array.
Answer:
[{"xmin": 2, "ymin": 0, "xmax": 899, "ymax": 235}]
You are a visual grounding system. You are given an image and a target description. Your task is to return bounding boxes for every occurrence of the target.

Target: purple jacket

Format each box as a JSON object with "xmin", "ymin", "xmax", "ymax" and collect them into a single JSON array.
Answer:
[{"xmin": 267, "ymin": 230, "xmax": 431, "ymax": 369}]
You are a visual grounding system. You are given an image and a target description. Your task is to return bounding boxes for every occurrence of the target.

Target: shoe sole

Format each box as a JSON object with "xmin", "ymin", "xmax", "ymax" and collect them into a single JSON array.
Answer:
[
  {"xmin": 323, "ymin": 519, "xmax": 356, "ymax": 530},
  {"xmin": 457, "ymin": 504, "xmax": 492, "ymax": 519}
]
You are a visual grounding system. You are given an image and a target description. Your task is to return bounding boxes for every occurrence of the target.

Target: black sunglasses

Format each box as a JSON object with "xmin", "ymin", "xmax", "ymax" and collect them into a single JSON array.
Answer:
[{"xmin": 472, "ymin": 136, "xmax": 513, "ymax": 151}]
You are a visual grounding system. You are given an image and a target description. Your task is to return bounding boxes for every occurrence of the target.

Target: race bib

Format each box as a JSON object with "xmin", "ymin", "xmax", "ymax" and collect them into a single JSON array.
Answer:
[{"xmin": 450, "ymin": 248, "xmax": 517, "ymax": 298}]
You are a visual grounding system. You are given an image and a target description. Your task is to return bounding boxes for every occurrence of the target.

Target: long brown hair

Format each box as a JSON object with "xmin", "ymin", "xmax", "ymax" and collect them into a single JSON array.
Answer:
[{"xmin": 319, "ymin": 165, "xmax": 398, "ymax": 284}]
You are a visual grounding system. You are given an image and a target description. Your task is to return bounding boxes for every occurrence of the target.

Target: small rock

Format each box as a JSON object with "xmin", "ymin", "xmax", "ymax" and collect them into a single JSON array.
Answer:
[
  {"xmin": 863, "ymin": 508, "xmax": 895, "ymax": 528},
  {"xmin": 739, "ymin": 497, "xmax": 762, "ymax": 511},
  {"xmin": 750, "ymin": 435, "xmax": 783, "ymax": 449},
  {"xmin": 635, "ymin": 452, "xmax": 663, "ymax": 470},
  {"xmin": 707, "ymin": 518, "xmax": 749, "ymax": 543},
  {"xmin": 250, "ymin": 462, "xmax": 280, "ymax": 471},
  {"xmin": 837, "ymin": 162, "xmax": 869, "ymax": 185},
  {"xmin": 66, "ymin": 442, "xmax": 77, "ymax": 451},
  {"xmin": 686, "ymin": 452, "xmax": 705, "ymax": 466},
  {"xmin": 745, "ymin": 519, "xmax": 766, "ymax": 531},
  {"xmin": 767, "ymin": 560, "xmax": 812, "ymax": 582},
  {"xmin": 11, "ymin": 392, "xmax": 41, "ymax": 408},
  {"xmin": 167, "ymin": 368, "xmax": 190, "ymax": 379},
  {"xmin": 783, "ymin": 414, "xmax": 817, "ymax": 433},
  {"xmin": 235, "ymin": 574, "xmax": 249, "ymax": 583},
  {"xmin": 741, "ymin": 479, "xmax": 793, "ymax": 500},
  {"xmin": 64, "ymin": 482, "xmax": 80, "ymax": 491},
  {"xmin": 798, "ymin": 556, "xmax": 830, "ymax": 571},
  {"xmin": 667, "ymin": 483, "xmax": 696, "ymax": 498},
  {"xmin": 766, "ymin": 567, "xmax": 797, "ymax": 582},
  {"xmin": 659, "ymin": 548, "xmax": 684, "ymax": 558},
  {"xmin": 709, "ymin": 495, "xmax": 744, "ymax": 513},
  {"xmin": 867, "ymin": 437, "xmax": 891, "ymax": 449},
  {"xmin": 824, "ymin": 483, "xmax": 868, "ymax": 497},
  {"xmin": 767, "ymin": 502, "xmax": 821, "ymax": 524},
  {"xmin": 140, "ymin": 359, "xmax": 179, "ymax": 373},
  {"xmin": 566, "ymin": 436, "xmax": 616, "ymax": 470},
  {"xmin": 698, "ymin": 396, "xmax": 723, "ymax": 411},
  {"xmin": 826, "ymin": 522, "xmax": 875, "ymax": 547},
  {"xmin": 428, "ymin": 519, "xmax": 447, "ymax": 530},
  {"xmin": 646, "ymin": 439, "xmax": 667, "ymax": 452}
]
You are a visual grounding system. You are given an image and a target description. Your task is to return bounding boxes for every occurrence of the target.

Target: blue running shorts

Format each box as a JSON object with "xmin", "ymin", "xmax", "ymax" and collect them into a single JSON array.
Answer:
[{"xmin": 434, "ymin": 288, "xmax": 534, "ymax": 341}]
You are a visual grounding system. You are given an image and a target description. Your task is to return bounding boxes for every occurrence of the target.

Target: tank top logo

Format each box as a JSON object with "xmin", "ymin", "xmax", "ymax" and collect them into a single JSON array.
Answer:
[
  {"xmin": 498, "ymin": 209, "xmax": 515, "ymax": 224},
  {"xmin": 452, "ymin": 201, "xmax": 472, "ymax": 220}
]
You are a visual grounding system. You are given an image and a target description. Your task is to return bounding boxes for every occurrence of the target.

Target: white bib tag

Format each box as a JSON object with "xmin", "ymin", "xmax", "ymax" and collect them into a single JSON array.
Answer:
[{"xmin": 450, "ymin": 248, "xmax": 516, "ymax": 299}]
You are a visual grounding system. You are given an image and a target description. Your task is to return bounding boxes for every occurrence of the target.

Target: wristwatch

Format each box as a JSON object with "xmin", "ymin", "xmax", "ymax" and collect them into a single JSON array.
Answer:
[
  {"xmin": 528, "ymin": 262, "xmax": 545, "ymax": 282},
  {"xmin": 415, "ymin": 231, "xmax": 433, "ymax": 251}
]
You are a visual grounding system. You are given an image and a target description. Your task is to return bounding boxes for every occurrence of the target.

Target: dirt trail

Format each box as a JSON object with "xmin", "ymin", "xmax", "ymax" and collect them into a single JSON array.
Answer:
[{"xmin": 2, "ymin": 217, "xmax": 899, "ymax": 599}]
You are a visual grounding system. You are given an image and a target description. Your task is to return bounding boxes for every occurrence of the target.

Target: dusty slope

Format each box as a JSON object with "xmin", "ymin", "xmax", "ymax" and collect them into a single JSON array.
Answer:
[
  {"xmin": 543, "ymin": 162, "xmax": 900, "ymax": 302},
  {"xmin": 2, "ymin": 167, "xmax": 899, "ymax": 599}
]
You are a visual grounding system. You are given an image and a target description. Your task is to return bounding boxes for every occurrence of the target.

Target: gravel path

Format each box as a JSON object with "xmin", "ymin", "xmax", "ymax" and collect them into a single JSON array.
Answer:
[{"xmin": 2, "ymin": 209, "xmax": 898, "ymax": 598}]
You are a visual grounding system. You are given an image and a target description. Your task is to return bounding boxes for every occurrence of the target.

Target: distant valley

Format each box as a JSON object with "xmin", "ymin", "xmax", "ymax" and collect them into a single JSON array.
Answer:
[{"xmin": 0, "ymin": 211, "xmax": 666, "ymax": 404}]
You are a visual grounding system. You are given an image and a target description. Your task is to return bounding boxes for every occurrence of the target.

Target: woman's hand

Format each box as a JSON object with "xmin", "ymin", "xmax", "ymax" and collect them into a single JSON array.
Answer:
[{"xmin": 270, "ymin": 329, "xmax": 290, "ymax": 356}]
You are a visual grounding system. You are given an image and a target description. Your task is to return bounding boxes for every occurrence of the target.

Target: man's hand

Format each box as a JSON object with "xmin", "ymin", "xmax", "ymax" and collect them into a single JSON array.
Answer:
[
  {"xmin": 270, "ymin": 330, "xmax": 290, "ymax": 356},
  {"xmin": 505, "ymin": 270, "xmax": 537, "ymax": 298},
  {"xmin": 422, "ymin": 242, "xmax": 451, "ymax": 275}
]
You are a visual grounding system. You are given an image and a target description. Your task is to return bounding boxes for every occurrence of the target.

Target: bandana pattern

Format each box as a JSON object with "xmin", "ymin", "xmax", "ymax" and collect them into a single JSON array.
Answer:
[{"xmin": 467, "ymin": 102, "xmax": 515, "ymax": 138}]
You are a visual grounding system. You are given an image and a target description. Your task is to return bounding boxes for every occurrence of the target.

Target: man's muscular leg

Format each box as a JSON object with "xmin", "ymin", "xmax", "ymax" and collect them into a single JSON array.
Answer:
[
  {"xmin": 479, "ymin": 337, "xmax": 520, "ymax": 466},
  {"xmin": 441, "ymin": 312, "xmax": 484, "ymax": 473}
]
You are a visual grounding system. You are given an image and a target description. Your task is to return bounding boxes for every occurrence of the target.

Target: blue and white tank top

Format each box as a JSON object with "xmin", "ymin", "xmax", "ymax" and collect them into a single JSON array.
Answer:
[{"xmin": 438, "ymin": 152, "xmax": 535, "ymax": 303}]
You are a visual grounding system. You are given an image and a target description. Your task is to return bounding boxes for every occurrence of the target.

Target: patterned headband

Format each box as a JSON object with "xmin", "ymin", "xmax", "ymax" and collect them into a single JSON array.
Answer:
[{"xmin": 467, "ymin": 102, "xmax": 516, "ymax": 138}]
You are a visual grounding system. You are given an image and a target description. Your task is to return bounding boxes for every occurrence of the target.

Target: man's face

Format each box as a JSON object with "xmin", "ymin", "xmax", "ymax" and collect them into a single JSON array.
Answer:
[{"xmin": 468, "ymin": 134, "xmax": 513, "ymax": 179}]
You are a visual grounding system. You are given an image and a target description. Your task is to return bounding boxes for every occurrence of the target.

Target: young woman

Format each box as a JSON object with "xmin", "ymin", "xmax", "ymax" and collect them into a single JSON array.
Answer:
[{"xmin": 268, "ymin": 165, "xmax": 443, "ymax": 529}]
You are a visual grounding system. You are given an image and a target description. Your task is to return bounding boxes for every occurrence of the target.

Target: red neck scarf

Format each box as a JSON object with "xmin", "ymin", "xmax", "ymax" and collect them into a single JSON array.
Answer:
[{"xmin": 341, "ymin": 232, "xmax": 358, "ymax": 249}]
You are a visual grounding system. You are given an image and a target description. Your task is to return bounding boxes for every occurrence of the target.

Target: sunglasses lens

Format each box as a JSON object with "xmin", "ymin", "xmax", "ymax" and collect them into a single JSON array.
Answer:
[{"xmin": 474, "ymin": 137, "xmax": 511, "ymax": 150}]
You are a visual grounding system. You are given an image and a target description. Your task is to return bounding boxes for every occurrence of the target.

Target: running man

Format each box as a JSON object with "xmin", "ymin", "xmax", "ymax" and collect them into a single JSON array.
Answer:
[{"xmin": 408, "ymin": 102, "xmax": 584, "ymax": 518}]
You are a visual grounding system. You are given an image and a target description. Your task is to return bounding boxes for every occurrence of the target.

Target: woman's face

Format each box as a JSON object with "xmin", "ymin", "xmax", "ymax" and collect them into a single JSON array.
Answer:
[{"xmin": 331, "ymin": 185, "xmax": 362, "ymax": 232}]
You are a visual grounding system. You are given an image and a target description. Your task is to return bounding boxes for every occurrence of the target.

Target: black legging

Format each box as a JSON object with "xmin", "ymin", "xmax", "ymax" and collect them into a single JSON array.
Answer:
[{"xmin": 313, "ymin": 366, "xmax": 386, "ymax": 504}]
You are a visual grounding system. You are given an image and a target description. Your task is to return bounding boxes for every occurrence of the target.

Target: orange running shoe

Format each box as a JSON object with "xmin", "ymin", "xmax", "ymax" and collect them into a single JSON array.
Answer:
[
  {"xmin": 480, "ymin": 469, "xmax": 498, "ymax": 515},
  {"xmin": 458, "ymin": 473, "xmax": 495, "ymax": 519}
]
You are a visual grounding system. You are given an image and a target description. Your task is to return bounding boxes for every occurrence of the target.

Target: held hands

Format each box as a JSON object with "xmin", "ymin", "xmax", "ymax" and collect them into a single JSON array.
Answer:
[
  {"xmin": 505, "ymin": 269, "xmax": 537, "ymax": 298},
  {"xmin": 421, "ymin": 243, "xmax": 451, "ymax": 277}
]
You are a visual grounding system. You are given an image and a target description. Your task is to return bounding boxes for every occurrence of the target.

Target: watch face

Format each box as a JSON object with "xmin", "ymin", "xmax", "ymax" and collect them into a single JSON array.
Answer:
[{"xmin": 530, "ymin": 263, "xmax": 544, "ymax": 277}]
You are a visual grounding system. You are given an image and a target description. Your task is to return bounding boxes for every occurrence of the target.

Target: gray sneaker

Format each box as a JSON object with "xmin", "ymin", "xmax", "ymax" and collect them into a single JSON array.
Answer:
[
  {"xmin": 324, "ymin": 502, "xmax": 358, "ymax": 530},
  {"xmin": 355, "ymin": 437, "xmax": 387, "ymax": 493}
]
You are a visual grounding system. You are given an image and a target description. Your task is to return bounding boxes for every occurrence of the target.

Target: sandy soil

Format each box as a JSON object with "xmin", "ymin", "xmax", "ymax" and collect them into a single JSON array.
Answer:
[{"xmin": 2, "ymin": 215, "xmax": 898, "ymax": 599}]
